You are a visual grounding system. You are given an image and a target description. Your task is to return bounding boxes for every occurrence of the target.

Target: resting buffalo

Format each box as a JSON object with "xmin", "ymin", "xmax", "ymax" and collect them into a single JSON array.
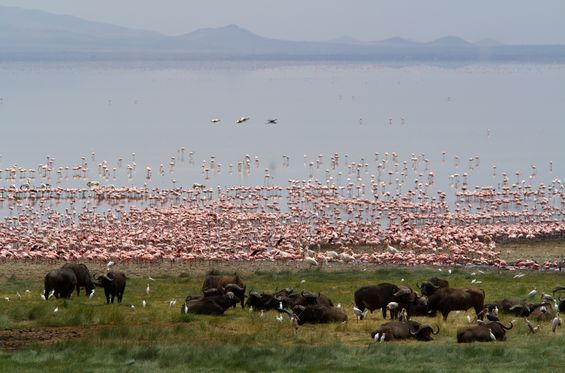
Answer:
[
  {"xmin": 486, "ymin": 298, "xmax": 528, "ymax": 316},
  {"xmin": 95, "ymin": 271, "xmax": 126, "ymax": 304},
  {"xmin": 293, "ymin": 304, "xmax": 347, "ymax": 325},
  {"xmin": 286, "ymin": 291, "xmax": 334, "ymax": 308},
  {"xmin": 62, "ymin": 263, "xmax": 95, "ymax": 297},
  {"xmin": 245, "ymin": 291, "xmax": 280, "ymax": 310},
  {"xmin": 202, "ymin": 274, "xmax": 246, "ymax": 308},
  {"xmin": 457, "ymin": 321, "xmax": 513, "ymax": 343},
  {"xmin": 182, "ymin": 292, "xmax": 240, "ymax": 315},
  {"xmin": 370, "ymin": 320, "xmax": 439, "ymax": 342},
  {"xmin": 527, "ymin": 303, "xmax": 555, "ymax": 322},
  {"xmin": 420, "ymin": 282, "xmax": 485, "ymax": 320},
  {"xmin": 44, "ymin": 268, "xmax": 77, "ymax": 299}
]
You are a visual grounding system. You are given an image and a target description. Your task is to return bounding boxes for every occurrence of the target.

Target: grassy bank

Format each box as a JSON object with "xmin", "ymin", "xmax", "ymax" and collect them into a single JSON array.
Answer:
[{"xmin": 1, "ymin": 263, "xmax": 565, "ymax": 372}]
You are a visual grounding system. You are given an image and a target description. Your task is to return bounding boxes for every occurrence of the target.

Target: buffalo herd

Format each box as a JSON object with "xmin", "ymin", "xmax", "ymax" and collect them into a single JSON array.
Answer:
[{"xmin": 41, "ymin": 264, "xmax": 564, "ymax": 343}]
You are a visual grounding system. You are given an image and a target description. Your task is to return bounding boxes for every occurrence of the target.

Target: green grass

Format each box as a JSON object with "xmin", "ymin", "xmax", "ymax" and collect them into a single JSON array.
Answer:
[{"xmin": 1, "ymin": 263, "xmax": 565, "ymax": 372}]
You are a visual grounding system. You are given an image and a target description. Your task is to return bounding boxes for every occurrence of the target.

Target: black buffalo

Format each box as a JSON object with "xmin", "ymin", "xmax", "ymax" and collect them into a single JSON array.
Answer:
[
  {"xmin": 293, "ymin": 304, "xmax": 347, "ymax": 325},
  {"xmin": 354, "ymin": 283, "xmax": 408, "ymax": 319},
  {"xmin": 182, "ymin": 293, "xmax": 240, "ymax": 315},
  {"xmin": 44, "ymin": 268, "xmax": 77, "ymax": 299},
  {"xmin": 370, "ymin": 320, "xmax": 439, "ymax": 342},
  {"xmin": 95, "ymin": 271, "xmax": 126, "ymax": 304},
  {"xmin": 202, "ymin": 274, "xmax": 246, "ymax": 308},
  {"xmin": 62, "ymin": 263, "xmax": 95, "ymax": 296},
  {"xmin": 457, "ymin": 321, "xmax": 513, "ymax": 343},
  {"xmin": 419, "ymin": 282, "xmax": 485, "ymax": 320}
]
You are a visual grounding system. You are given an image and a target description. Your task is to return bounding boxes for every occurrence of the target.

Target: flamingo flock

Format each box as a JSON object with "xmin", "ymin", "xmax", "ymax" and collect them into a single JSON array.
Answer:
[{"xmin": 0, "ymin": 149, "xmax": 563, "ymax": 270}]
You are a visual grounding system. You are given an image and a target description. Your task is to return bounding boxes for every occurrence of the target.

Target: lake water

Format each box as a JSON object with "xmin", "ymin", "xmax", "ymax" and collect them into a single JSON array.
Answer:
[{"xmin": 0, "ymin": 61, "xmax": 564, "ymax": 198}]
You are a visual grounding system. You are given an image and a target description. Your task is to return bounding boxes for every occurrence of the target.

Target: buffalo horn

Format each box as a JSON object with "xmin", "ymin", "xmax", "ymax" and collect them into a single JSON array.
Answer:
[
  {"xmin": 409, "ymin": 324, "xmax": 422, "ymax": 336},
  {"xmin": 500, "ymin": 321, "xmax": 514, "ymax": 330},
  {"xmin": 552, "ymin": 286, "xmax": 565, "ymax": 295},
  {"xmin": 103, "ymin": 275, "xmax": 113, "ymax": 282},
  {"xmin": 225, "ymin": 283, "xmax": 244, "ymax": 292},
  {"xmin": 226, "ymin": 291, "xmax": 235, "ymax": 299},
  {"xmin": 393, "ymin": 287, "xmax": 412, "ymax": 297}
]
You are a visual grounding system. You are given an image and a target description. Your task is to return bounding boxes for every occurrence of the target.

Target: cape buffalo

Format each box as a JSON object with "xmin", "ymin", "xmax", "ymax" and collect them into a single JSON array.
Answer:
[
  {"xmin": 354, "ymin": 283, "xmax": 399, "ymax": 319},
  {"xmin": 95, "ymin": 271, "xmax": 126, "ymax": 304},
  {"xmin": 182, "ymin": 292, "xmax": 240, "ymax": 315},
  {"xmin": 457, "ymin": 321, "xmax": 513, "ymax": 343},
  {"xmin": 62, "ymin": 263, "xmax": 95, "ymax": 297},
  {"xmin": 202, "ymin": 274, "xmax": 246, "ymax": 308},
  {"xmin": 44, "ymin": 268, "xmax": 77, "ymax": 299},
  {"xmin": 370, "ymin": 320, "xmax": 439, "ymax": 342},
  {"xmin": 422, "ymin": 284, "xmax": 485, "ymax": 320},
  {"xmin": 293, "ymin": 304, "xmax": 347, "ymax": 325}
]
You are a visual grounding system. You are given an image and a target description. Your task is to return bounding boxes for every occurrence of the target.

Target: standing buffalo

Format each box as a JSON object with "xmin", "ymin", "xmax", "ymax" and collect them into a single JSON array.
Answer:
[
  {"xmin": 354, "ymin": 283, "xmax": 399, "ymax": 319},
  {"xmin": 62, "ymin": 263, "xmax": 95, "ymax": 296},
  {"xmin": 419, "ymin": 282, "xmax": 485, "ymax": 320},
  {"xmin": 370, "ymin": 320, "xmax": 439, "ymax": 342},
  {"xmin": 95, "ymin": 271, "xmax": 126, "ymax": 304},
  {"xmin": 457, "ymin": 321, "xmax": 513, "ymax": 343},
  {"xmin": 202, "ymin": 274, "xmax": 246, "ymax": 308},
  {"xmin": 44, "ymin": 268, "xmax": 77, "ymax": 299}
]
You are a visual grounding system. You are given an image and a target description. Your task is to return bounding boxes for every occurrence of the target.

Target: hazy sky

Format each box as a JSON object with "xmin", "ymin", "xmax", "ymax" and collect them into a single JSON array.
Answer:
[{"xmin": 1, "ymin": 0, "xmax": 564, "ymax": 44}]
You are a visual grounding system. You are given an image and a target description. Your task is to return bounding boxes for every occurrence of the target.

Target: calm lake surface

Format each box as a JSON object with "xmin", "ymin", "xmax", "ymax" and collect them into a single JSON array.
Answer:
[{"xmin": 0, "ymin": 61, "xmax": 564, "ymax": 194}]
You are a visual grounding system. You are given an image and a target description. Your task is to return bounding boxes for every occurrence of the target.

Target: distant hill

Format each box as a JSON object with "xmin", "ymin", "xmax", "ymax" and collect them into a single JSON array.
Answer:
[{"xmin": 1, "ymin": 5, "xmax": 564, "ymax": 62}]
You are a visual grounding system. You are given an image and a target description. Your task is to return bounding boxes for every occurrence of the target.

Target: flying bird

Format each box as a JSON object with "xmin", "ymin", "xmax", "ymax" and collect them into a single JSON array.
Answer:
[
  {"xmin": 266, "ymin": 119, "xmax": 278, "ymax": 124},
  {"xmin": 210, "ymin": 118, "xmax": 221, "ymax": 124},
  {"xmin": 236, "ymin": 116, "xmax": 250, "ymax": 124}
]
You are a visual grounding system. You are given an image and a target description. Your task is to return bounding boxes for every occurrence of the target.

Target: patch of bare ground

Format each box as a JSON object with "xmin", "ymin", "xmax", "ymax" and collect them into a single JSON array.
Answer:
[
  {"xmin": 497, "ymin": 240, "xmax": 565, "ymax": 264},
  {"xmin": 0, "ymin": 325, "xmax": 100, "ymax": 351}
]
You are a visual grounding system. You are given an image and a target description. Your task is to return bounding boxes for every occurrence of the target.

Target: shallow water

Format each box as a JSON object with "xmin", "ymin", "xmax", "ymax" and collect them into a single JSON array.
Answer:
[{"xmin": 0, "ymin": 61, "xmax": 563, "ymax": 199}]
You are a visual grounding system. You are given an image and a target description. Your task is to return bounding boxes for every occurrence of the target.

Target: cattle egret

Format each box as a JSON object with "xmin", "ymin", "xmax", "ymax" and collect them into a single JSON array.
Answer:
[
  {"xmin": 249, "ymin": 306, "xmax": 254, "ymax": 313},
  {"xmin": 16, "ymin": 292, "xmax": 21, "ymax": 299},
  {"xmin": 53, "ymin": 307, "xmax": 59, "ymax": 314},
  {"xmin": 400, "ymin": 278, "xmax": 405, "ymax": 282},
  {"xmin": 300, "ymin": 280, "xmax": 306, "ymax": 284},
  {"xmin": 528, "ymin": 289, "xmax": 538, "ymax": 298},
  {"xmin": 438, "ymin": 268, "xmax": 442, "ymax": 272},
  {"xmin": 373, "ymin": 333, "xmax": 380, "ymax": 342},
  {"xmin": 279, "ymin": 301, "xmax": 283, "ymax": 310},
  {"xmin": 89, "ymin": 289, "xmax": 95, "ymax": 299},
  {"xmin": 146, "ymin": 284, "xmax": 150, "ymax": 296},
  {"xmin": 551, "ymin": 315, "xmax": 562, "ymax": 332},
  {"xmin": 304, "ymin": 257, "xmax": 318, "ymax": 267},
  {"xmin": 48, "ymin": 290, "xmax": 55, "ymax": 299},
  {"xmin": 353, "ymin": 306, "xmax": 368, "ymax": 321},
  {"xmin": 4, "ymin": 297, "xmax": 9, "ymax": 302},
  {"xmin": 291, "ymin": 314, "xmax": 299, "ymax": 336},
  {"xmin": 276, "ymin": 314, "xmax": 284, "ymax": 322},
  {"xmin": 386, "ymin": 302, "xmax": 399, "ymax": 311},
  {"xmin": 131, "ymin": 304, "xmax": 136, "ymax": 309},
  {"xmin": 169, "ymin": 299, "xmax": 177, "ymax": 307},
  {"xmin": 525, "ymin": 319, "xmax": 537, "ymax": 334},
  {"xmin": 489, "ymin": 330, "xmax": 496, "ymax": 341},
  {"xmin": 467, "ymin": 315, "xmax": 472, "ymax": 324},
  {"xmin": 448, "ymin": 269, "xmax": 452, "ymax": 274},
  {"xmin": 379, "ymin": 333, "xmax": 386, "ymax": 342},
  {"xmin": 513, "ymin": 274, "xmax": 525, "ymax": 279},
  {"xmin": 142, "ymin": 300, "xmax": 147, "ymax": 308},
  {"xmin": 148, "ymin": 276, "xmax": 155, "ymax": 281},
  {"xmin": 41, "ymin": 293, "xmax": 46, "ymax": 301},
  {"xmin": 25, "ymin": 290, "xmax": 30, "ymax": 294},
  {"xmin": 260, "ymin": 310, "xmax": 264, "ymax": 318},
  {"xmin": 183, "ymin": 304, "xmax": 188, "ymax": 314},
  {"xmin": 336, "ymin": 303, "xmax": 342, "ymax": 309}
]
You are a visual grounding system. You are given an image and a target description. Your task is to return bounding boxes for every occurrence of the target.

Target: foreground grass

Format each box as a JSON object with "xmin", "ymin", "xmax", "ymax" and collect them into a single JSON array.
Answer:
[{"xmin": 1, "ymin": 263, "xmax": 565, "ymax": 372}]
